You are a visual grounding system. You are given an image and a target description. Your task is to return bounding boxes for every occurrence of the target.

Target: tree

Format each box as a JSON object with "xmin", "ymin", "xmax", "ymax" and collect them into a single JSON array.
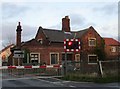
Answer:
[
  {"xmin": 2, "ymin": 34, "xmax": 15, "ymax": 48},
  {"xmin": 94, "ymin": 47, "xmax": 106, "ymax": 61}
]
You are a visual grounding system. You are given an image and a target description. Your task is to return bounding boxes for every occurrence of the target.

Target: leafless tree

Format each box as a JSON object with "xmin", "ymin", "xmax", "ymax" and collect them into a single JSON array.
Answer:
[{"xmin": 2, "ymin": 34, "xmax": 15, "ymax": 48}]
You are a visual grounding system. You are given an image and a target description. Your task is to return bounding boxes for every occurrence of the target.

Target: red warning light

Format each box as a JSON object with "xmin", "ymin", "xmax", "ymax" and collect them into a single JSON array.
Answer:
[{"xmin": 68, "ymin": 41, "xmax": 72, "ymax": 46}]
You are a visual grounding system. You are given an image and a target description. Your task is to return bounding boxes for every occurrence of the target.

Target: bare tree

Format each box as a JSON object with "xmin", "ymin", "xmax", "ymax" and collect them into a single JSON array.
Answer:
[{"xmin": 2, "ymin": 34, "xmax": 15, "ymax": 48}]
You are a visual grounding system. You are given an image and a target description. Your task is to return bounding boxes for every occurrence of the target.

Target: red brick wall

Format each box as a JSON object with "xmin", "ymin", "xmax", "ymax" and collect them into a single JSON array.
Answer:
[
  {"xmin": 21, "ymin": 27, "xmax": 103, "ymax": 65},
  {"xmin": 35, "ymin": 28, "xmax": 49, "ymax": 45},
  {"xmin": 62, "ymin": 16, "xmax": 70, "ymax": 32},
  {"xmin": 105, "ymin": 45, "xmax": 119, "ymax": 60},
  {"xmin": 22, "ymin": 42, "xmax": 65, "ymax": 65},
  {"xmin": 81, "ymin": 27, "xmax": 103, "ymax": 52},
  {"xmin": 80, "ymin": 27, "xmax": 103, "ymax": 64}
]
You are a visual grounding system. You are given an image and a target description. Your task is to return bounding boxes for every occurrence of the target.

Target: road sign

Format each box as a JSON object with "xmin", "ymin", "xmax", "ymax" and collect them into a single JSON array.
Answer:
[{"xmin": 13, "ymin": 50, "xmax": 24, "ymax": 58}]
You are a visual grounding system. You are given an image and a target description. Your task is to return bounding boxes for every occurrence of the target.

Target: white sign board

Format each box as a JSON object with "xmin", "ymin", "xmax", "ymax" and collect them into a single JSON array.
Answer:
[{"xmin": 13, "ymin": 50, "xmax": 24, "ymax": 58}]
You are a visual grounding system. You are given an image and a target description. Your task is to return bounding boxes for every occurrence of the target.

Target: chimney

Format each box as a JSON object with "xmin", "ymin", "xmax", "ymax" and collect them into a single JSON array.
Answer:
[
  {"xmin": 16, "ymin": 22, "xmax": 22, "ymax": 49},
  {"xmin": 62, "ymin": 16, "xmax": 70, "ymax": 32}
]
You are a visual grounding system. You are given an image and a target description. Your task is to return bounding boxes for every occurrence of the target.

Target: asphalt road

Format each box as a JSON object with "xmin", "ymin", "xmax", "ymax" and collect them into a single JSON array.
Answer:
[
  {"xmin": 1, "ymin": 72, "xmax": 120, "ymax": 89},
  {"xmin": 1, "ymin": 77, "xmax": 120, "ymax": 89}
]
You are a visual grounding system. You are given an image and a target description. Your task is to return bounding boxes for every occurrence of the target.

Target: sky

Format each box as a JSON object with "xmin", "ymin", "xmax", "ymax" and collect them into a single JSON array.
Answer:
[{"xmin": 0, "ymin": 0, "xmax": 119, "ymax": 50}]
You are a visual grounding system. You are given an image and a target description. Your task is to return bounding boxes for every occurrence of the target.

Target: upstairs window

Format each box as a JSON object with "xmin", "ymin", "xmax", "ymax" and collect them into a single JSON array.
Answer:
[
  {"xmin": 88, "ymin": 38, "xmax": 96, "ymax": 46},
  {"xmin": 111, "ymin": 46, "xmax": 116, "ymax": 52},
  {"xmin": 37, "ymin": 39, "xmax": 43, "ymax": 44}
]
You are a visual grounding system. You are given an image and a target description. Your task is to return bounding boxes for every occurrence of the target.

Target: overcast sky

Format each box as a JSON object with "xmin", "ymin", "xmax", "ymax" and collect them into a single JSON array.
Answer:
[{"xmin": 0, "ymin": 0, "xmax": 119, "ymax": 50}]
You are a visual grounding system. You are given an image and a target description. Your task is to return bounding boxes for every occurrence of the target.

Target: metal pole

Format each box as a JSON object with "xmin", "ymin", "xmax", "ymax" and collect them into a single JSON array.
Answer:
[
  {"xmin": 65, "ymin": 52, "xmax": 67, "ymax": 75},
  {"xmin": 13, "ymin": 58, "xmax": 14, "ymax": 66},
  {"xmin": 18, "ymin": 55, "xmax": 20, "ymax": 66},
  {"xmin": 18, "ymin": 58, "xmax": 19, "ymax": 66}
]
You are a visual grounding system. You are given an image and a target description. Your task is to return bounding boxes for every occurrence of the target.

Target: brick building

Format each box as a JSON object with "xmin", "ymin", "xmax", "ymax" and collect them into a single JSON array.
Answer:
[
  {"xmin": 104, "ymin": 38, "xmax": 120, "ymax": 60},
  {"xmin": 0, "ymin": 44, "xmax": 14, "ymax": 65},
  {"xmin": 8, "ymin": 16, "xmax": 118, "ymax": 66}
]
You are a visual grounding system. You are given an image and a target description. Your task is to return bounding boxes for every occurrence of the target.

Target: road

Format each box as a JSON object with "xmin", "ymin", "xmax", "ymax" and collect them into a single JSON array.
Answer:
[
  {"xmin": 1, "ymin": 77, "xmax": 120, "ymax": 89},
  {"xmin": 1, "ymin": 71, "xmax": 120, "ymax": 89}
]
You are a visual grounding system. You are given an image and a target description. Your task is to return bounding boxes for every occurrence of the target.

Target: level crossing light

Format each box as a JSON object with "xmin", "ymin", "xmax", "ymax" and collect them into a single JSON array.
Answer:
[{"xmin": 64, "ymin": 39, "xmax": 80, "ymax": 52}]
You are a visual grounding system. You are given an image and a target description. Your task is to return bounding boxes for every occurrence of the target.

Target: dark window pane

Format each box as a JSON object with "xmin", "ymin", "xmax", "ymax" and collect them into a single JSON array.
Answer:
[
  {"xmin": 89, "ymin": 39, "xmax": 96, "ymax": 46},
  {"xmin": 62, "ymin": 54, "xmax": 72, "ymax": 61},
  {"xmin": 89, "ymin": 56, "xmax": 97, "ymax": 63},
  {"xmin": 51, "ymin": 54, "xmax": 58, "ymax": 64}
]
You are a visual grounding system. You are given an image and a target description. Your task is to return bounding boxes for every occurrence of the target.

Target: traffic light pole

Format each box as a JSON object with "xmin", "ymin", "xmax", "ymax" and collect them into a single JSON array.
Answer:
[{"xmin": 64, "ymin": 52, "xmax": 67, "ymax": 76}]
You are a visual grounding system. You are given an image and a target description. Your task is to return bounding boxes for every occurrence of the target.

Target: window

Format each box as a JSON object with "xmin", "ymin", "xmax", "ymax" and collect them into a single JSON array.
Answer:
[
  {"xmin": 30, "ymin": 53, "xmax": 40, "ymax": 63},
  {"xmin": 62, "ymin": 53, "xmax": 73, "ymax": 61},
  {"xmin": 111, "ymin": 46, "xmax": 116, "ymax": 52},
  {"xmin": 50, "ymin": 53, "xmax": 59, "ymax": 65},
  {"xmin": 75, "ymin": 54, "xmax": 80, "ymax": 68},
  {"xmin": 37, "ymin": 39, "xmax": 43, "ymax": 44},
  {"xmin": 75, "ymin": 54, "xmax": 80, "ymax": 62},
  {"xmin": 88, "ymin": 54, "xmax": 98, "ymax": 64},
  {"xmin": 88, "ymin": 38, "xmax": 96, "ymax": 46}
]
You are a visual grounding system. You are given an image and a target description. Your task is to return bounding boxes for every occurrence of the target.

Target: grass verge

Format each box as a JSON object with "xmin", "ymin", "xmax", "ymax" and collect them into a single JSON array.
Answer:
[{"xmin": 57, "ymin": 73, "xmax": 120, "ymax": 83}]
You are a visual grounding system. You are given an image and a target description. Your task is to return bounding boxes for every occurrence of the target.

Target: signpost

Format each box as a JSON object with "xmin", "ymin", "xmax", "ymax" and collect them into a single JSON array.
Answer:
[{"xmin": 13, "ymin": 50, "xmax": 24, "ymax": 66}]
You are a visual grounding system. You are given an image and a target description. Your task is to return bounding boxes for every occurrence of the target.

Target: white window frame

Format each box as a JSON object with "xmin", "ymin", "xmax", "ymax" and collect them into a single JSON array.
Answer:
[
  {"xmin": 50, "ymin": 52, "xmax": 59, "ymax": 65},
  {"xmin": 37, "ymin": 39, "xmax": 43, "ymax": 44},
  {"xmin": 30, "ymin": 53, "xmax": 40, "ymax": 63},
  {"xmin": 111, "ymin": 46, "xmax": 116, "ymax": 52},
  {"xmin": 88, "ymin": 38, "xmax": 96, "ymax": 46},
  {"xmin": 75, "ymin": 54, "xmax": 80, "ymax": 62},
  {"xmin": 88, "ymin": 54, "xmax": 98, "ymax": 64}
]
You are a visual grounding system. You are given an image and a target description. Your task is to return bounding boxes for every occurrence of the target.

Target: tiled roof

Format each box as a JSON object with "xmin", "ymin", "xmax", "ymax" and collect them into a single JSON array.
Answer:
[
  {"xmin": 21, "ymin": 39, "xmax": 42, "ymax": 46},
  {"xmin": 22, "ymin": 26, "xmax": 97, "ymax": 47},
  {"xmin": 38, "ymin": 27, "xmax": 89, "ymax": 42},
  {"xmin": 43, "ymin": 29, "xmax": 74, "ymax": 42},
  {"xmin": 0, "ymin": 44, "xmax": 14, "ymax": 53},
  {"xmin": 104, "ymin": 38, "xmax": 120, "ymax": 46}
]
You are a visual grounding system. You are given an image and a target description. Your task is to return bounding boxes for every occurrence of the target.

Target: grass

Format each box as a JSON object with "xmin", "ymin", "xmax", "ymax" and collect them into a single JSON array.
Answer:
[{"xmin": 58, "ymin": 72, "xmax": 120, "ymax": 83}]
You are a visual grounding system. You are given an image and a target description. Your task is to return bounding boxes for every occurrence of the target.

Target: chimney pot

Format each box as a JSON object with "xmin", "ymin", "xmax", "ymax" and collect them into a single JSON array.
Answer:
[
  {"xmin": 65, "ymin": 16, "xmax": 69, "ymax": 19},
  {"xmin": 18, "ymin": 22, "xmax": 21, "ymax": 26}
]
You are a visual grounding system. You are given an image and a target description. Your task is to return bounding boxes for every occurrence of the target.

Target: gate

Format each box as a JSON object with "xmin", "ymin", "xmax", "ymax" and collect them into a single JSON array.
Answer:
[{"xmin": 1, "ymin": 65, "xmax": 62, "ymax": 79}]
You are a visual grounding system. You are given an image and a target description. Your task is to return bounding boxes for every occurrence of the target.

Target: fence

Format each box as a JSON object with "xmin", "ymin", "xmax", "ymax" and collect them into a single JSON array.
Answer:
[
  {"xmin": 100, "ymin": 60, "xmax": 120, "ymax": 77},
  {"xmin": 1, "ymin": 65, "xmax": 62, "ymax": 79},
  {"xmin": 63, "ymin": 60, "xmax": 120, "ymax": 77},
  {"xmin": 64, "ymin": 61, "xmax": 98, "ymax": 73},
  {"xmin": 1, "ymin": 60, "xmax": 120, "ymax": 79}
]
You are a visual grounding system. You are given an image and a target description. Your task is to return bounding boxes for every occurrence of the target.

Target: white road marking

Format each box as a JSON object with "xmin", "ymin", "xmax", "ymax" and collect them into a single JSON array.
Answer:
[{"xmin": 69, "ymin": 85, "xmax": 76, "ymax": 88}]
